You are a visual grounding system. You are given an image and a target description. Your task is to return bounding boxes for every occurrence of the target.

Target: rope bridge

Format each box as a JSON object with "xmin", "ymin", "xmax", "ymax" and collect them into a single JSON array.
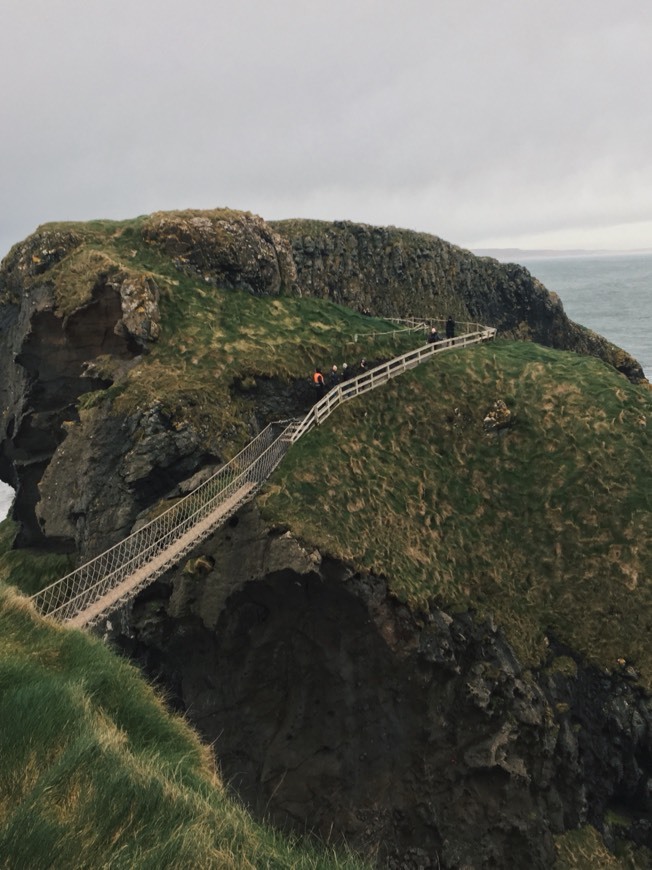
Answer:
[{"xmin": 31, "ymin": 321, "xmax": 495, "ymax": 628}]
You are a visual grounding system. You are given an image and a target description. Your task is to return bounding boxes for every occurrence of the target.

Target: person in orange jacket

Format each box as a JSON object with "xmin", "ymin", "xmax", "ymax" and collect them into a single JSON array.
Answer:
[{"xmin": 313, "ymin": 368, "xmax": 325, "ymax": 399}]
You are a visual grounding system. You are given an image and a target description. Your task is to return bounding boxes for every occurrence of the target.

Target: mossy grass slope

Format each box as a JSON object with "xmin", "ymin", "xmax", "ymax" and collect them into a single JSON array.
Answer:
[
  {"xmin": 34, "ymin": 214, "xmax": 424, "ymax": 454},
  {"xmin": 0, "ymin": 519, "xmax": 73, "ymax": 597},
  {"xmin": 260, "ymin": 340, "xmax": 652, "ymax": 685},
  {"xmin": 0, "ymin": 580, "xmax": 364, "ymax": 869}
]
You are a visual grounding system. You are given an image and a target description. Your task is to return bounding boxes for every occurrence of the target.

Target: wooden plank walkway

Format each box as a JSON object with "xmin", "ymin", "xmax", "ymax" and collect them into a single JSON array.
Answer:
[{"xmin": 67, "ymin": 482, "xmax": 255, "ymax": 627}]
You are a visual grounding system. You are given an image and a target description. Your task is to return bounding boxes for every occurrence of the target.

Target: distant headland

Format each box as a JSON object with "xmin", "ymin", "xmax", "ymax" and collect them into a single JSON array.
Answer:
[{"xmin": 473, "ymin": 247, "xmax": 652, "ymax": 261}]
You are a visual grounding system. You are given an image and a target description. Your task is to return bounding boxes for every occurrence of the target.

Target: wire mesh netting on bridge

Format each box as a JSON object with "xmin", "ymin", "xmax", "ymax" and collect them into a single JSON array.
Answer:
[
  {"xmin": 30, "ymin": 321, "xmax": 495, "ymax": 628},
  {"xmin": 31, "ymin": 420, "xmax": 299, "ymax": 627}
]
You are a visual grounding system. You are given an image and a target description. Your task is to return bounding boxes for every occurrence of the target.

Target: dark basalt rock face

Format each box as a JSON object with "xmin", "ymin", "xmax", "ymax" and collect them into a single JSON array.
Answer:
[
  {"xmin": 0, "ymin": 210, "xmax": 298, "ymax": 555},
  {"xmin": 272, "ymin": 219, "xmax": 646, "ymax": 383},
  {"xmin": 0, "ymin": 232, "xmax": 210, "ymax": 554},
  {"xmin": 114, "ymin": 506, "xmax": 652, "ymax": 869},
  {"xmin": 0, "ymin": 289, "xmax": 134, "ymax": 549}
]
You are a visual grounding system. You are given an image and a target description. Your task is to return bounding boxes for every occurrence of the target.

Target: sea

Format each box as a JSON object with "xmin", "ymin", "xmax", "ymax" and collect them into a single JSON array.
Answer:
[
  {"xmin": 514, "ymin": 252, "xmax": 652, "ymax": 380},
  {"xmin": 0, "ymin": 253, "xmax": 649, "ymax": 523}
]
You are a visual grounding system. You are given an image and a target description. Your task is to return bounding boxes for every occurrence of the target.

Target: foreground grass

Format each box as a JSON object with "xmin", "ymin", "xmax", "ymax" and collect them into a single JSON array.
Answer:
[
  {"xmin": 554, "ymin": 826, "xmax": 650, "ymax": 869},
  {"xmin": 260, "ymin": 340, "xmax": 652, "ymax": 685},
  {"xmin": 0, "ymin": 583, "xmax": 365, "ymax": 869}
]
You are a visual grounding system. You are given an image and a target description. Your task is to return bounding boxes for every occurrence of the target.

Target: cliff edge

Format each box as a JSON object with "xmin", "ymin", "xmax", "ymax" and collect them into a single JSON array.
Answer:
[{"xmin": 1, "ymin": 209, "xmax": 651, "ymax": 868}]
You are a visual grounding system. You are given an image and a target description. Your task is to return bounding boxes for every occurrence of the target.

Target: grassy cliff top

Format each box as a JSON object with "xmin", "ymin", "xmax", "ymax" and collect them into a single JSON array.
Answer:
[
  {"xmin": 4, "ymin": 213, "xmax": 428, "ymax": 455},
  {"xmin": 260, "ymin": 340, "xmax": 652, "ymax": 685},
  {"xmin": 0, "ymin": 580, "xmax": 362, "ymax": 869}
]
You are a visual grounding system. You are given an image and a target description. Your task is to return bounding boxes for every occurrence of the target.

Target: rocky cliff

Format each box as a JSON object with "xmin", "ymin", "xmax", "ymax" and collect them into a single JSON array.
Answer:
[
  {"xmin": 272, "ymin": 219, "xmax": 645, "ymax": 383},
  {"xmin": 1, "ymin": 209, "xmax": 650, "ymax": 868},
  {"xmin": 0, "ymin": 211, "xmax": 298, "ymax": 552},
  {"xmin": 117, "ymin": 503, "xmax": 652, "ymax": 869},
  {"xmin": 0, "ymin": 209, "xmax": 644, "ymax": 552}
]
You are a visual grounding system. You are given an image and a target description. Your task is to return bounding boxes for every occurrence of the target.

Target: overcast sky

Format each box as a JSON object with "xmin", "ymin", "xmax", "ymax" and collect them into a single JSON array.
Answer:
[{"xmin": 1, "ymin": 0, "xmax": 651, "ymax": 258}]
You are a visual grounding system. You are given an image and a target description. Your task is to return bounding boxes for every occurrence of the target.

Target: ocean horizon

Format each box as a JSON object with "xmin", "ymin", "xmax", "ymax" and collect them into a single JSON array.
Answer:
[{"xmin": 513, "ymin": 251, "xmax": 651, "ymax": 379}]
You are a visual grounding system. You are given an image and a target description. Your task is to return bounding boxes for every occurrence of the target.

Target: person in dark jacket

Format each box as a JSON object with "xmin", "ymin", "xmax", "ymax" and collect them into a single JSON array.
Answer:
[
  {"xmin": 328, "ymin": 364, "xmax": 341, "ymax": 389},
  {"xmin": 446, "ymin": 316, "xmax": 456, "ymax": 341},
  {"xmin": 428, "ymin": 326, "xmax": 441, "ymax": 344}
]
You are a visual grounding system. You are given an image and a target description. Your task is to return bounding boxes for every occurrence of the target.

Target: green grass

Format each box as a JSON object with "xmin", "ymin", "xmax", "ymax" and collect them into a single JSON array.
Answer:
[
  {"xmin": 0, "ymin": 519, "xmax": 73, "ymax": 596},
  {"xmin": 260, "ymin": 340, "xmax": 652, "ymax": 684},
  {"xmin": 124, "ymin": 280, "xmax": 424, "ymax": 458},
  {"xmin": 0, "ymin": 582, "xmax": 365, "ymax": 869},
  {"xmin": 21, "ymin": 214, "xmax": 428, "ymax": 458}
]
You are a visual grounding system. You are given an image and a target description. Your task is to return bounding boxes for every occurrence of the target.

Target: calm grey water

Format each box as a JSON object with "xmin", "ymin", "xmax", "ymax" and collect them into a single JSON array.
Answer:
[
  {"xmin": 518, "ymin": 253, "xmax": 652, "ymax": 380},
  {"xmin": 1, "ymin": 253, "xmax": 649, "ymax": 522}
]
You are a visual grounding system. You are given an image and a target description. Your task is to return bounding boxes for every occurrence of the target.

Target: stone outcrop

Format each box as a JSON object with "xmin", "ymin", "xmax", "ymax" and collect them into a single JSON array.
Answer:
[
  {"xmin": 483, "ymin": 399, "xmax": 512, "ymax": 432},
  {"xmin": 0, "ymin": 230, "xmax": 205, "ymax": 551},
  {"xmin": 33, "ymin": 401, "xmax": 212, "ymax": 556},
  {"xmin": 115, "ymin": 504, "xmax": 652, "ymax": 869},
  {"xmin": 141, "ymin": 209, "xmax": 299, "ymax": 296},
  {"xmin": 0, "ymin": 210, "xmax": 305, "ymax": 552},
  {"xmin": 272, "ymin": 219, "xmax": 645, "ymax": 383}
]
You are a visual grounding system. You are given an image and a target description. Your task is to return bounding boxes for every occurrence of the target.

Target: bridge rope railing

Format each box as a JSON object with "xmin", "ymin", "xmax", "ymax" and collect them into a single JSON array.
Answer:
[
  {"xmin": 348, "ymin": 317, "xmax": 428, "ymax": 341},
  {"xmin": 30, "ymin": 321, "xmax": 495, "ymax": 626},
  {"xmin": 345, "ymin": 317, "xmax": 483, "ymax": 343},
  {"xmin": 31, "ymin": 419, "xmax": 298, "ymax": 624}
]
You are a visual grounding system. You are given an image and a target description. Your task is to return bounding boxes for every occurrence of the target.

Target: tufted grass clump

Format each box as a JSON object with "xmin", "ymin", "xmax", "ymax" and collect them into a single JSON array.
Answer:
[
  {"xmin": 554, "ymin": 825, "xmax": 650, "ymax": 868},
  {"xmin": 260, "ymin": 340, "xmax": 652, "ymax": 685},
  {"xmin": 0, "ymin": 519, "xmax": 73, "ymax": 596}
]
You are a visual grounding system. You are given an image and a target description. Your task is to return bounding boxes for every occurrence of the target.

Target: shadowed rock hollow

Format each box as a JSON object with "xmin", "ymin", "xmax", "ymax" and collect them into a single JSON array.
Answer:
[{"xmin": 116, "ymin": 506, "xmax": 652, "ymax": 869}]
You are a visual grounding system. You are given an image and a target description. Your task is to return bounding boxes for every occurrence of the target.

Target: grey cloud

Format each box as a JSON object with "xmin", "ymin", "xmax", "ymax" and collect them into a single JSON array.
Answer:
[{"xmin": 1, "ymin": 0, "xmax": 650, "ymax": 254}]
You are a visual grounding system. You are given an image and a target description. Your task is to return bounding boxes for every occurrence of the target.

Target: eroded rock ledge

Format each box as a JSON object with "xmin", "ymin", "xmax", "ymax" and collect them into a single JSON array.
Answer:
[{"xmin": 114, "ymin": 504, "xmax": 652, "ymax": 869}]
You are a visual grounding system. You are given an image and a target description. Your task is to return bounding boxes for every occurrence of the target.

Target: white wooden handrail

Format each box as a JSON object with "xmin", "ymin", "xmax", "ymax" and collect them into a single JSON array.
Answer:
[{"xmin": 291, "ymin": 327, "xmax": 495, "ymax": 442}]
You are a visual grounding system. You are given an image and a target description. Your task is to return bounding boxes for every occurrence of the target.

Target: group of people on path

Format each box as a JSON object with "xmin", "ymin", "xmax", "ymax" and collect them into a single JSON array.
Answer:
[
  {"xmin": 312, "ymin": 358, "xmax": 369, "ymax": 398},
  {"xmin": 312, "ymin": 316, "xmax": 456, "ymax": 401},
  {"xmin": 428, "ymin": 316, "xmax": 456, "ymax": 345}
]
